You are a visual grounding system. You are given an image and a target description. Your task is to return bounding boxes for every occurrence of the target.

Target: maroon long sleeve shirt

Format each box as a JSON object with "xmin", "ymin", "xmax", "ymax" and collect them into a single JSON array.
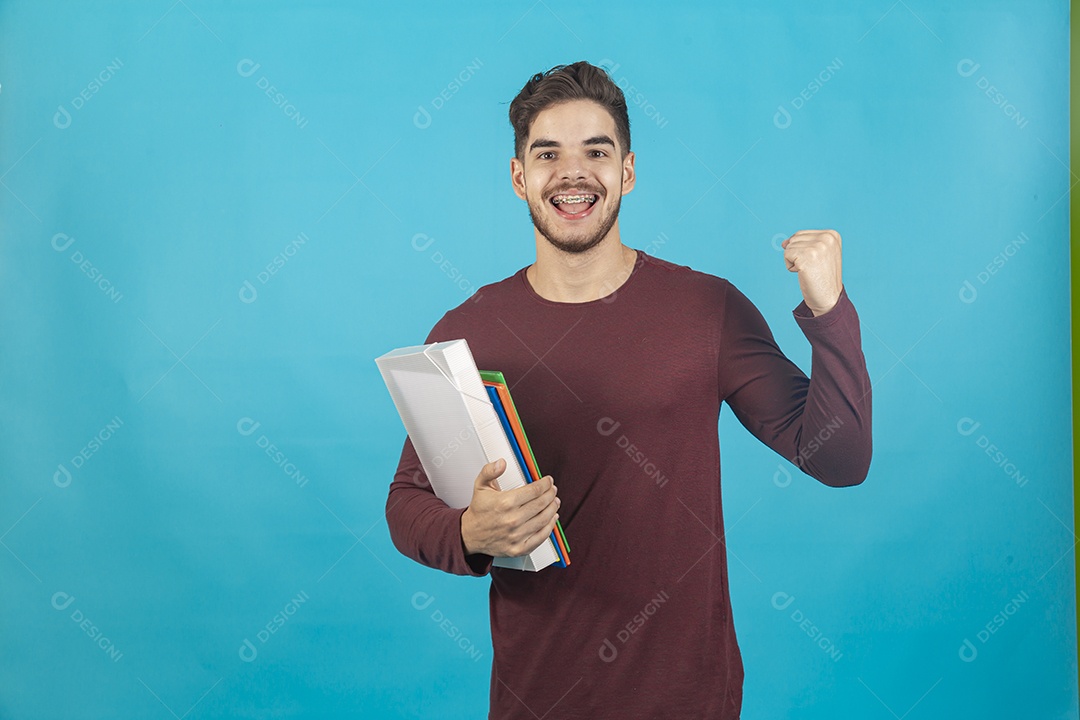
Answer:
[{"xmin": 385, "ymin": 249, "xmax": 872, "ymax": 719}]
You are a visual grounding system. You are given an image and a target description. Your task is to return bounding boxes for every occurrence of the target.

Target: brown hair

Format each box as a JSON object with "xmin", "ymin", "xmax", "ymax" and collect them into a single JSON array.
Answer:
[{"xmin": 509, "ymin": 60, "xmax": 630, "ymax": 161}]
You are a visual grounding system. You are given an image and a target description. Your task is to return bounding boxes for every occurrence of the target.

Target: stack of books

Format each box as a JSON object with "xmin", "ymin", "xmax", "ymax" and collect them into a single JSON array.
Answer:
[{"xmin": 375, "ymin": 339, "xmax": 570, "ymax": 571}]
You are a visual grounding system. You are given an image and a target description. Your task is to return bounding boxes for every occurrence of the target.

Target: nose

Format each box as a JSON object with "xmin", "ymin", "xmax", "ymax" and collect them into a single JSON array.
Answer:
[{"xmin": 555, "ymin": 151, "xmax": 586, "ymax": 181}]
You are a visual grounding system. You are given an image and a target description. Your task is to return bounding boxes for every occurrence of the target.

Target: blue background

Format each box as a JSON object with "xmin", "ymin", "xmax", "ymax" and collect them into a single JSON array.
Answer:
[{"xmin": 0, "ymin": 1, "xmax": 1073, "ymax": 718}]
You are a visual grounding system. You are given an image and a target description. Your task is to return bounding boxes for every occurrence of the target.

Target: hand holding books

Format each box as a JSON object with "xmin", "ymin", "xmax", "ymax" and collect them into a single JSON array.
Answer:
[
  {"xmin": 461, "ymin": 457, "xmax": 562, "ymax": 558},
  {"xmin": 375, "ymin": 338, "xmax": 570, "ymax": 571}
]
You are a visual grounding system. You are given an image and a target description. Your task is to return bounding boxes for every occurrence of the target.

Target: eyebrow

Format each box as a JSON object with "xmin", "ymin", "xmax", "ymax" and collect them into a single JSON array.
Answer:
[{"xmin": 528, "ymin": 135, "xmax": 616, "ymax": 153}]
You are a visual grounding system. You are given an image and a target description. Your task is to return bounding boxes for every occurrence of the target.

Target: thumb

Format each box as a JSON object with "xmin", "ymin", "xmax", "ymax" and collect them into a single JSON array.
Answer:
[
  {"xmin": 783, "ymin": 247, "xmax": 799, "ymax": 272},
  {"xmin": 474, "ymin": 458, "xmax": 506, "ymax": 491}
]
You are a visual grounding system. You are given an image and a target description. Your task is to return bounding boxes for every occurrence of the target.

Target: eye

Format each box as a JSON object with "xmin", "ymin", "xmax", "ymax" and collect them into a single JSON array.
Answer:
[
  {"xmin": 538, "ymin": 151, "xmax": 555, "ymax": 160},
  {"xmin": 589, "ymin": 150, "xmax": 607, "ymax": 158}
]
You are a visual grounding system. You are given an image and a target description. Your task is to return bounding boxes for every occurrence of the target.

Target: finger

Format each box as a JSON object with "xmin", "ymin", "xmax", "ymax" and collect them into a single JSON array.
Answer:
[
  {"xmin": 808, "ymin": 229, "xmax": 840, "ymax": 243},
  {"xmin": 782, "ymin": 236, "xmax": 820, "ymax": 251},
  {"xmin": 789, "ymin": 229, "xmax": 837, "ymax": 238},
  {"xmin": 501, "ymin": 485, "xmax": 557, "ymax": 534},
  {"xmin": 780, "ymin": 232, "xmax": 818, "ymax": 245},
  {"xmin": 512, "ymin": 479, "xmax": 558, "ymax": 518},
  {"xmin": 787, "ymin": 231, "xmax": 840, "ymax": 250},
  {"xmin": 521, "ymin": 504, "xmax": 560, "ymax": 550},
  {"xmin": 785, "ymin": 240, "xmax": 832, "ymax": 267},
  {"xmin": 509, "ymin": 474, "xmax": 554, "ymax": 503},
  {"xmin": 475, "ymin": 458, "xmax": 506, "ymax": 490},
  {"xmin": 783, "ymin": 238, "xmax": 823, "ymax": 261}
]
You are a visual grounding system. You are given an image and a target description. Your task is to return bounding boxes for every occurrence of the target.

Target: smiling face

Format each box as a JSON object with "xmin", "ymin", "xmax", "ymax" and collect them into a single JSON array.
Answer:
[{"xmin": 511, "ymin": 99, "xmax": 635, "ymax": 255}]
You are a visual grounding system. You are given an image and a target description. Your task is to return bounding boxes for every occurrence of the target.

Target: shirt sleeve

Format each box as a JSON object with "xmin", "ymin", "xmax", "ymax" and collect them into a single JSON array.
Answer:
[
  {"xmin": 385, "ymin": 435, "xmax": 494, "ymax": 576},
  {"xmin": 383, "ymin": 314, "xmax": 494, "ymax": 576},
  {"xmin": 716, "ymin": 281, "xmax": 872, "ymax": 487}
]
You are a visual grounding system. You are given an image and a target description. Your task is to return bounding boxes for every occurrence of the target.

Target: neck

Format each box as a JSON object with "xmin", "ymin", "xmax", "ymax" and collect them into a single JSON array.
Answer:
[{"xmin": 526, "ymin": 224, "xmax": 637, "ymax": 303}]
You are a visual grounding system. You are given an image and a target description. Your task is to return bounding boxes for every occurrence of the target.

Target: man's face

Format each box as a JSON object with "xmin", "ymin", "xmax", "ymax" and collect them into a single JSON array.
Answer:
[{"xmin": 511, "ymin": 99, "xmax": 635, "ymax": 254}]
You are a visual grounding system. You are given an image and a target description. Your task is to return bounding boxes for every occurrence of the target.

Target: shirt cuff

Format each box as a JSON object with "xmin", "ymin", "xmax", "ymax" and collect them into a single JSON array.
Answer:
[
  {"xmin": 792, "ymin": 285, "xmax": 854, "ymax": 329},
  {"xmin": 457, "ymin": 508, "xmax": 494, "ymax": 576}
]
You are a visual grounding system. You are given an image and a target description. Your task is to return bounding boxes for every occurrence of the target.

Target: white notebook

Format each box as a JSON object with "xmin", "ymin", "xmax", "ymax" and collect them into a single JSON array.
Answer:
[{"xmin": 375, "ymin": 338, "xmax": 560, "ymax": 572}]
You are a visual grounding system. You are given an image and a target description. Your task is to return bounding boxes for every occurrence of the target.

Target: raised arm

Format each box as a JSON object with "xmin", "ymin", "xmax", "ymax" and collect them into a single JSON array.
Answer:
[{"xmin": 718, "ymin": 230, "xmax": 872, "ymax": 486}]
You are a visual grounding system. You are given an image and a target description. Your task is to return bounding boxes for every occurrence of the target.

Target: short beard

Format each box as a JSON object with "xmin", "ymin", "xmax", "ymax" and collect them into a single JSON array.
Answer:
[{"xmin": 527, "ymin": 189, "xmax": 621, "ymax": 255}]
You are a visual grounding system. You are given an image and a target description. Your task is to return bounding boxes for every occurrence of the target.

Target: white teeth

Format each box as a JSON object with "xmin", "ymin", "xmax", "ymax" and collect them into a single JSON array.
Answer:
[{"xmin": 552, "ymin": 194, "xmax": 597, "ymax": 205}]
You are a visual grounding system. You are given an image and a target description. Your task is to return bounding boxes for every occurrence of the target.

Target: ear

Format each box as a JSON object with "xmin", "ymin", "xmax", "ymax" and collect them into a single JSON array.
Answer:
[
  {"xmin": 510, "ymin": 156, "xmax": 527, "ymax": 200},
  {"xmin": 621, "ymin": 150, "xmax": 636, "ymax": 196}
]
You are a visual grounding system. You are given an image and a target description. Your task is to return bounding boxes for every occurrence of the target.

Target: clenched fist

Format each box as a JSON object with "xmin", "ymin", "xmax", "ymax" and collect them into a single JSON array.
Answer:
[{"xmin": 780, "ymin": 229, "xmax": 843, "ymax": 316}]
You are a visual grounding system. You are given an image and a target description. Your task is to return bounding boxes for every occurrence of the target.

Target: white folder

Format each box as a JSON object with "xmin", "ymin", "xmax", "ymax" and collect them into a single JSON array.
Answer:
[{"xmin": 375, "ymin": 338, "xmax": 559, "ymax": 572}]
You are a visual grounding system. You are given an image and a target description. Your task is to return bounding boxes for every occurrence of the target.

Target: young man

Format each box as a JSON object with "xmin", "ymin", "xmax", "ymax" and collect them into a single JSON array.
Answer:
[{"xmin": 385, "ymin": 60, "xmax": 872, "ymax": 719}]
